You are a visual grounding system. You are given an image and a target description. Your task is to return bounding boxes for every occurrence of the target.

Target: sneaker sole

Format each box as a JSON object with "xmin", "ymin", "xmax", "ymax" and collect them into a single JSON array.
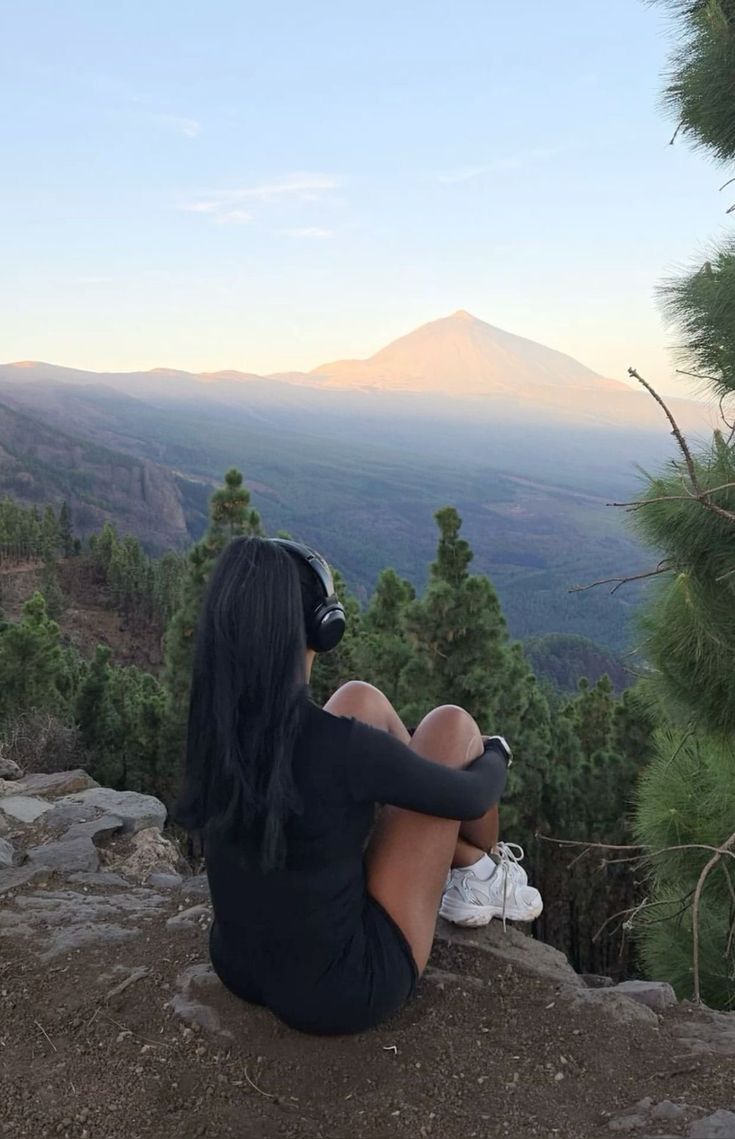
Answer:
[{"xmin": 439, "ymin": 896, "xmax": 544, "ymax": 927}]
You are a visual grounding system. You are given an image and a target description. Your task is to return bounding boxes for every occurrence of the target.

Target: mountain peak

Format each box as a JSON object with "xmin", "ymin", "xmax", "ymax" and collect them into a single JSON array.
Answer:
[{"xmin": 311, "ymin": 311, "xmax": 628, "ymax": 396}]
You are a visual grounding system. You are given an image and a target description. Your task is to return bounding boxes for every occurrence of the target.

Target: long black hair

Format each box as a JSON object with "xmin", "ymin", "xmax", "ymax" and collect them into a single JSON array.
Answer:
[{"xmin": 176, "ymin": 536, "xmax": 322, "ymax": 870}]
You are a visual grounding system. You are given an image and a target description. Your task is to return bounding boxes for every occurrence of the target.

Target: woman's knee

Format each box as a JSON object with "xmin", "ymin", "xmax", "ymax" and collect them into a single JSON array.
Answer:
[
  {"xmin": 324, "ymin": 680, "xmax": 391, "ymax": 717},
  {"xmin": 411, "ymin": 704, "xmax": 483, "ymax": 765},
  {"xmin": 421, "ymin": 704, "xmax": 480, "ymax": 735}
]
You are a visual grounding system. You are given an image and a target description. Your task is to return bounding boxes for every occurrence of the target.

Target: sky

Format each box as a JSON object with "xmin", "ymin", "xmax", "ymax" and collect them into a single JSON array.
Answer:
[{"xmin": 2, "ymin": 0, "xmax": 733, "ymax": 397}]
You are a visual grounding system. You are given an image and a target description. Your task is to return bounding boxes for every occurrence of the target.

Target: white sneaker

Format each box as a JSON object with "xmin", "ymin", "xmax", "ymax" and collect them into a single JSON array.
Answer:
[{"xmin": 439, "ymin": 861, "xmax": 543, "ymax": 928}]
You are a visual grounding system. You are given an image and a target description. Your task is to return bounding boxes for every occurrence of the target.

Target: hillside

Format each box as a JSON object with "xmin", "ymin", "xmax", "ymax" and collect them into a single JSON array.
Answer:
[
  {"xmin": 2, "ymin": 765, "xmax": 735, "ymax": 1139},
  {"xmin": 0, "ymin": 396, "xmax": 190, "ymax": 552}
]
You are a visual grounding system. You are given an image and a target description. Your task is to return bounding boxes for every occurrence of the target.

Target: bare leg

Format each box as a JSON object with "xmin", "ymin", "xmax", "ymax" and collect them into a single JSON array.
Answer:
[
  {"xmin": 323, "ymin": 680, "xmax": 411, "ymax": 745},
  {"xmin": 460, "ymin": 804, "xmax": 500, "ymax": 855},
  {"xmin": 322, "ymin": 682, "xmax": 503, "ymax": 974}
]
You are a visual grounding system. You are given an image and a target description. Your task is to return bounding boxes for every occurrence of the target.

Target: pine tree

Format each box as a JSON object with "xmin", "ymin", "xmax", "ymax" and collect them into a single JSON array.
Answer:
[
  {"xmin": 158, "ymin": 470, "xmax": 263, "ymax": 802},
  {"xmin": 74, "ymin": 645, "xmax": 118, "ymax": 773},
  {"xmin": 0, "ymin": 592, "xmax": 68, "ymax": 724},
  {"xmin": 352, "ymin": 568, "xmax": 417, "ymax": 713},
  {"xmin": 400, "ymin": 507, "xmax": 510, "ymax": 726},
  {"xmin": 59, "ymin": 501, "xmax": 74, "ymax": 558},
  {"xmin": 631, "ymin": 0, "xmax": 735, "ymax": 1006}
]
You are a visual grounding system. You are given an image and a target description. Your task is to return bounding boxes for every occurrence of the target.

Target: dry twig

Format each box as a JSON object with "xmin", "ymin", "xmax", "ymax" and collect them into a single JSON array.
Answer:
[
  {"xmin": 243, "ymin": 1067, "xmax": 277, "ymax": 1099},
  {"xmin": 628, "ymin": 367, "xmax": 735, "ymax": 525},
  {"xmin": 569, "ymin": 563, "xmax": 671, "ymax": 594},
  {"xmin": 34, "ymin": 1020, "xmax": 57, "ymax": 1053}
]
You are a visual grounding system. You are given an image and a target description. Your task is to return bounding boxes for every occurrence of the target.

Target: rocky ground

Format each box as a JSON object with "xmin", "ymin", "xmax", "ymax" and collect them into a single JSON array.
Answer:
[{"xmin": 1, "ymin": 763, "xmax": 735, "ymax": 1139}]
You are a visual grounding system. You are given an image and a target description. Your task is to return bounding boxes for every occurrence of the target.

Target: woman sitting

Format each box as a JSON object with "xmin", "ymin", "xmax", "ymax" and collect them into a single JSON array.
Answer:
[{"xmin": 177, "ymin": 536, "xmax": 542, "ymax": 1036}]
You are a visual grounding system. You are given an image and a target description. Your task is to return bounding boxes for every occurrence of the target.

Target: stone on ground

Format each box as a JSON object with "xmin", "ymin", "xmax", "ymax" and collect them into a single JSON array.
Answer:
[
  {"xmin": 2, "ymin": 769, "xmax": 98, "ymax": 799},
  {"xmin": 613, "ymin": 979, "xmax": 677, "ymax": 1013},
  {"xmin": 0, "ymin": 756, "xmax": 23, "ymax": 780},
  {"xmin": 61, "ymin": 787, "xmax": 167, "ymax": 833},
  {"xmin": 27, "ymin": 835, "xmax": 100, "ymax": 874},
  {"xmin": 0, "ymin": 795, "xmax": 54, "ymax": 823},
  {"xmin": 689, "ymin": 1110, "xmax": 735, "ymax": 1137},
  {"xmin": 0, "ymin": 836, "xmax": 16, "ymax": 867}
]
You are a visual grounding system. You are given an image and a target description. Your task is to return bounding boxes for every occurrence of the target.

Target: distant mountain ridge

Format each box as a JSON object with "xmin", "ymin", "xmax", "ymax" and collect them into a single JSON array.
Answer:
[{"xmin": 1, "ymin": 310, "xmax": 713, "ymax": 435}]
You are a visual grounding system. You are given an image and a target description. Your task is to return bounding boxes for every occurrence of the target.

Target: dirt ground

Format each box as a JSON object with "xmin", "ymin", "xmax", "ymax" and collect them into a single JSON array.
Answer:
[{"xmin": 1, "ymin": 874, "xmax": 734, "ymax": 1139}]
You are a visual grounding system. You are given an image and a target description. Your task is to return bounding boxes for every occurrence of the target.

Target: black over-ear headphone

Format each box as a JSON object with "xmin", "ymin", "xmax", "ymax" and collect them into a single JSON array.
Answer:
[{"xmin": 269, "ymin": 538, "xmax": 346, "ymax": 653}]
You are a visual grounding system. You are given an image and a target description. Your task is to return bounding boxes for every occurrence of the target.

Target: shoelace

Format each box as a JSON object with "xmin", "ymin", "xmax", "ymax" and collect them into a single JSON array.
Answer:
[
  {"xmin": 494, "ymin": 843, "xmax": 526, "ymax": 930},
  {"xmin": 494, "ymin": 841, "xmax": 525, "ymax": 872}
]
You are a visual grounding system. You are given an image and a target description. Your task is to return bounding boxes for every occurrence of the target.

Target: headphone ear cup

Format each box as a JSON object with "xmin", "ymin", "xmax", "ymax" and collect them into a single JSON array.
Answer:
[{"xmin": 309, "ymin": 599, "xmax": 346, "ymax": 653}]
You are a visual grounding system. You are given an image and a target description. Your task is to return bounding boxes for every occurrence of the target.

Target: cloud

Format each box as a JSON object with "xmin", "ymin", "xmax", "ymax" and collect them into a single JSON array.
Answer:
[
  {"xmin": 154, "ymin": 114, "xmax": 201, "ymax": 138},
  {"xmin": 216, "ymin": 209, "xmax": 253, "ymax": 225},
  {"xmin": 75, "ymin": 275, "xmax": 116, "ymax": 286},
  {"xmin": 436, "ymin": 147, "xmax": 560, "ymax": 184},
  {"xmin": 281, "ymin": 226, "xmax": 333, "ymax": 239},
  {"xmin": 181, "ymin": 172, "xmax": 341, "ymax": 222}
]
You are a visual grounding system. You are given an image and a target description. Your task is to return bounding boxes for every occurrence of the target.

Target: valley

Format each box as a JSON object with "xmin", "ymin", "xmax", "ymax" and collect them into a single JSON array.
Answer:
[{"xmin": 1, "ymin": 311, "xmax": 704, "ymax": 654}]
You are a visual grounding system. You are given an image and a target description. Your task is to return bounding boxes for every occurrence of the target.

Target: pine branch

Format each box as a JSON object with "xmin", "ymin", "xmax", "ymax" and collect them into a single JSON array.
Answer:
[
  {"xmin": 628, "ymin": 367, "xmax": 699, "ymax": 483},
  {"xmin": 675, "ymin": 367, "xmax": 721, "ymax": 384},
  {"xmin": 611, "ymin": 482, "xmax": 735, "ymax": 511},
  {"xmin": 691, "ymin": 830, "xmax": 735, "ymax": 1005},
  {"xmin": 628, "ymin": 367, "xmax": 735, "ymax": 524},
  {"xmin": 568, "ymin": 563, "xmax": 672, "ymax": 595},
  {"xmin": 719, "ymin": 394, "xmax": 735, "ymax": 443}
]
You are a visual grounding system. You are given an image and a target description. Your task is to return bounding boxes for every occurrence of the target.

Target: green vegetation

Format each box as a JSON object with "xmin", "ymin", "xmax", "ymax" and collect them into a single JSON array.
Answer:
[
  {"xmin": 0, "ymin": 476, "xmax": 657, "ymax": 976},
  {"xmin": 525, "ymin": 633, "xmax": 631, "ymax": 692},
  {"xmin": 630, "ymin": 0, "xmax": 735, "ymax": 1008}
]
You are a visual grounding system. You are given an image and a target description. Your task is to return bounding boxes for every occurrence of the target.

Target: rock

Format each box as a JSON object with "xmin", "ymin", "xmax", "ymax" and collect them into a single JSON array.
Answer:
[
  {"xmin": 689, "ymin": 1110, "xmax": 735, "ymax": 1138},
  {"xmin": 166, "ymin": 904, "xmax": 211, "ymax": 931},
  {"xmin": 674, "ymin": 1004, "xmax": 735, "ymax": 1056},
  {"xmin": 28, "ymin": 836, "xmax": 100, "ymax": 874},
  {"xmin": 613, "ymin": 980, "xmax": 677, "ymax": 1014},
  {"xmin": 4, "ymin": 770, "xmax": 98, "ymax": 799},
  {"xmin": 43, "ymin": 799, "xmax": 108, "ymax": 832},
  {"xmin": 147, "ymin": 872, "xmax": 183, "ymax": 890},
  {"xmin": 652, "ymin": 1101, "xmax": 686, "ymax": 1122},
  {"xmin": 582, "ymin": 974, "xmax": 615, "ymax": 989},
  {"xmin": 5, "ymin": 886, "xmax": 168, "ymax": 958},
  {"xmin": 68, "ymin": 871, "xmax": 130, "ymax": 888},
  {"xmin": 168, "ymin": 993, "xmax": 232, "ymax": 1038},
  {"xmin": 0, "ymin": 836, "xmax": 16, "ymax": 868},
  {"xmin": 569, "ymin": 988, "xmax": 659, "ymax": 1027},
  {"xmin": 39, "ymin": 921, "xmax": 140, "ymax": 961},
  {"xmin": 111, "ymin": 826, "xmax": 181, "ymax": 881},
  {"xmin": 0, "ymin": 864, "xmax": 46, "ymax": 895},
  {"xmin": 177, "ymin": 962, "xmax": 222, "ymax": 1000},
  {"xmin": 0, "ymin": 756, "xmax": 23, "ymax": 780},
  {"xmin": 0, "ymin": 795, "xmax": 54, "ymax": 823},
  {"xmin": 608, "ymin": 1114, "xmax": 647, "ymax": 1132},
  {"xmin": 169, "ymin": 963, "xmax": 233, "ymax": 1040},
  {"xmin": 434, "ymin": 917, "xmax": 582, "ymax": 987},
  {"xmin": 63, "ymin": 813, "xmax": 124, "ymax": 845},
  {"xmin": 61, "ymin": 788, "xmax": 166, "ymax": 834},
  {"xmin": 182, "ymin": 874, "xmax": 210, "ymax": 900}
]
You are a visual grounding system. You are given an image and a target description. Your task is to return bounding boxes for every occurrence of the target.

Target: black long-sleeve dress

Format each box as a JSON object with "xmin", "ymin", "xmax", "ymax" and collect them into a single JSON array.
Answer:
[{"xmin": 205, "ymin": 700, "xmax": 507, "ymax": 1035}]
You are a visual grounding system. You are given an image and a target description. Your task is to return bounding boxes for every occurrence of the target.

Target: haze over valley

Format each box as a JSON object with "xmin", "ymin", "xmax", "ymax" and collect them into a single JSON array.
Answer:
[{"xmin": 1, "ymin": 311, "xmax": 710, "ymax": 655}]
